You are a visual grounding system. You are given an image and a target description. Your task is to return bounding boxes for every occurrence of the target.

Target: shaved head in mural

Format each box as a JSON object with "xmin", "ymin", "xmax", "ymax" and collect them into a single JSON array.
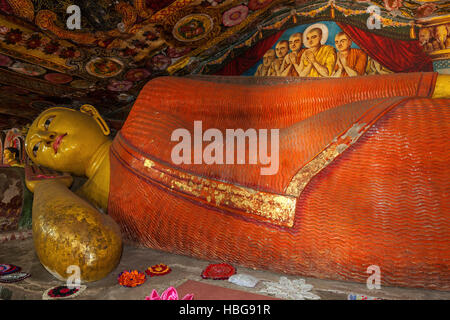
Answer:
[
  {"xmin": 275, "ymin": 40, "xmax": 289, "ymax": 58},
  {"xmin": 306, "ymin": 28, "xmax": 322, "ymax": 49},
  {"xmin": 289, "ymin": 33, "xmax": 303, "ymax": 52}
]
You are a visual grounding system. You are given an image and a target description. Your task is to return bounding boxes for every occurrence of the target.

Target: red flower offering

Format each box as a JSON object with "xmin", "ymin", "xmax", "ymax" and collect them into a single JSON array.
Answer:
[
  {"xmin": 145, "ymin": 264, "xmax": 172, "ymax": 277},
  {"xmin": 118, "ymin": 270, "xmax": 147, "ymax": 287},
  {"xmin": 201, "ymin": 263, "xmax": 236, "ymax": 280}
]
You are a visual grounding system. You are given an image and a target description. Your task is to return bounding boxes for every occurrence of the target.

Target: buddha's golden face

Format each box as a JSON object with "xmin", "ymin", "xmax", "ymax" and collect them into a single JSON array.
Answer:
[{"xmin": 25, "ymin": 107, "xmax": 109, "ymax": 175}]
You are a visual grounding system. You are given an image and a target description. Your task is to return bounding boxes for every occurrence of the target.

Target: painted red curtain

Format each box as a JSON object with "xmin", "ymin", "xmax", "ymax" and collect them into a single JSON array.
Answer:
[
  {"xmin": 336, "ymin": 22, "xmax": 433, "ymax": 73},
  {"xmin": 214, "ymin": 30, "xmax": 284, "ymax": 76}
]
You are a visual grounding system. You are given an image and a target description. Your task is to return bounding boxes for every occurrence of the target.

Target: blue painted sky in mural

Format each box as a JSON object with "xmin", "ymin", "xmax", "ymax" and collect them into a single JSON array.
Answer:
[{"xmin": 244, "ymin": 21, "xmax": 361, "ymax": 76}]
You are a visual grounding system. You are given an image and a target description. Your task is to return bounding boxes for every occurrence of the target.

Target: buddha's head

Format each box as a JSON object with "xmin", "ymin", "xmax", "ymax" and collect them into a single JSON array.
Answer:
[
  {"xmin": 288, "ymin": 33, "xmax": 302, "ymax": 53},
  {"xmin": 335, "ymin": 32, "xmax": 352, "ymax": 53},
  {"xmin": 25, "ymin": 105, "xmax": 110, "ymax": 176}
]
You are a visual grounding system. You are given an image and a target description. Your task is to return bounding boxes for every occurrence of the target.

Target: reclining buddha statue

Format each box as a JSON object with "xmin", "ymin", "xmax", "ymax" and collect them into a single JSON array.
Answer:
[{"xmin": 25, "ymin": 72, "xmax": 449, "ymax": 290}]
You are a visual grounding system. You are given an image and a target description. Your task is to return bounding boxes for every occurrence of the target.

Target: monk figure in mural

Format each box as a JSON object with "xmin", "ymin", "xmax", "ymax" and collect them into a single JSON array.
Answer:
[
  {"xmin": 269, "ymin": 40, "xmax": 289, "ymax": 76},
  {"xmin": 418, "ymin": 27, "xmax": 435, "ymax": 52},
  {"xmin": 25, "ymin": 73, "xmax": 450, "ymax": 290},
  {"xmin": 332, "ymin": 32, "xmax": 367, "ymax": 77},
  {"xmin": 280, "ymin": 33, "xmax": 305, "ymax": 77},
  {"xmin": 434, "ymin": 24, "xmax": 450, "ymax": 50},
  {"xmin": 299, "ymin": 26, "xmax": 336, "ymax": 77},
  {"xmin": 254, "ymin": 49, "xmax": 276, "ymax": 76}
]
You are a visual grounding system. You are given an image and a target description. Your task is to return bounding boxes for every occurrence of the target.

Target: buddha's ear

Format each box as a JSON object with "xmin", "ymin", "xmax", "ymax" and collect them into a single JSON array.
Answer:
[{"xmin": 79, "ymin": 104, "xmax": 110, "ymax": 136}]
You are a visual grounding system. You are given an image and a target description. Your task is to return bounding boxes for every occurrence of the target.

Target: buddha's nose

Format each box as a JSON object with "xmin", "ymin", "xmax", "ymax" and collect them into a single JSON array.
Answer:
[{"xmin": 36, "ymin": 130, "xmax": 58, "ymax": 142}]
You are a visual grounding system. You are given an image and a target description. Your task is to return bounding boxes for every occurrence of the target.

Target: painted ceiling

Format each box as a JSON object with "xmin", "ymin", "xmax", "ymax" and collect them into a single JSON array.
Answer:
[{"xmin": 0, "ymin": 0, "xmax": 448, "ymax": 131}]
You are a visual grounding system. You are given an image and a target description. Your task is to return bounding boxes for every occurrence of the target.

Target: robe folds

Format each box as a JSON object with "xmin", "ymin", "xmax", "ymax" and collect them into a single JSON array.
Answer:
[
  {"xmin": 108, "ymin": 73, "xmax": 450, "ymax": 290},
  {"xmin": 335, "ymin": 48, "xmax": 368, "ymax": 77},
  {"xmin": 301, "ymin": 45, "xmax": 336, "ymax": 77}
]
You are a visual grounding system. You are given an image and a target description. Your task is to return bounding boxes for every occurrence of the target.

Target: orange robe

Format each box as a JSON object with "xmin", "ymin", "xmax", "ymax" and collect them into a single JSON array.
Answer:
[
  {"xmin": 109, "ymin": 73, "xmax": 449, "ymax": 290},
  {"xmin": 285, "ymin": 49, "xmax": 305, "ymax": 77},
  {"xmin": 335, "ymin": 48, "xmax": 368, "ymax": 77}
]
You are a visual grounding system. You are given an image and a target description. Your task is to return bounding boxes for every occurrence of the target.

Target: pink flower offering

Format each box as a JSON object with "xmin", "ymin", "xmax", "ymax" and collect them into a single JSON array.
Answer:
[{"xmin": 145, "ymin": 286, "xmax": 194, "ymax": 300}]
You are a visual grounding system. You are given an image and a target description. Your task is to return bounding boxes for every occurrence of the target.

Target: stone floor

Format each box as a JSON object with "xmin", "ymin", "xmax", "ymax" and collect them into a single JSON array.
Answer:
[{"xmin": 1, "ymin": 237, "xmax": 449, "ymax": 300}]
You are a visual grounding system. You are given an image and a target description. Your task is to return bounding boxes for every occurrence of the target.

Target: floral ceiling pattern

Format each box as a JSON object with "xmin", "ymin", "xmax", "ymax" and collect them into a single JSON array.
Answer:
[{"xmin": 0, "ymin": 0, "xmax": 448, "ymax": 130}]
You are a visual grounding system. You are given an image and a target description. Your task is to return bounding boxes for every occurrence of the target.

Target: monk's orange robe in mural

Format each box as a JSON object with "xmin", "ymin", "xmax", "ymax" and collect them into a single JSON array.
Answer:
[
  {"xmin": 335, "ymin": 48, "xmax": 368, "ymax": 76},
  {"xmin": 108, "ymin": 73, "xmax": 449, "ymax": 290},
  {"xmin": 285, "ymin": 49, "xmax": 305, "ymax": 77}
]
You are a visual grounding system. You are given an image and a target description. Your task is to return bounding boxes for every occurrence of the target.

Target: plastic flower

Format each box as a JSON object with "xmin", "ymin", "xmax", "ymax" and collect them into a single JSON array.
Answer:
[
  {"xmin": 145, "ymin": 263, "xmax": 171, "ymax": 277},
  {"xmin": 258, "ymin": 276, "xmax": 320, "ymax": 300},
  {"xmin": 201, "ymin": 263, "xmax": 236, "ymax": 280},
  {"xmin": 118, "ymin": 270, "xmax": 147, "ymax": 287},
  {"xmin": 145, "ymin": 287, "xmax": 193, "ymax": 300}
]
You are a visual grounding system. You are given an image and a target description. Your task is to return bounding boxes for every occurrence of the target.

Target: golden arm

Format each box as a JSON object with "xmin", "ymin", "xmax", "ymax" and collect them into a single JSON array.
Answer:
[{"xmin": 31, "ymin": 179, "xmax": 122, "ymax": 282}]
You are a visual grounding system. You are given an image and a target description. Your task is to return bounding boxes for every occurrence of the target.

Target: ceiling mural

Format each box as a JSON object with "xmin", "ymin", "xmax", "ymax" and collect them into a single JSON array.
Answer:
[{"xmin": 0, "ymin": 0, "xmax": 448, "ymax": 130}]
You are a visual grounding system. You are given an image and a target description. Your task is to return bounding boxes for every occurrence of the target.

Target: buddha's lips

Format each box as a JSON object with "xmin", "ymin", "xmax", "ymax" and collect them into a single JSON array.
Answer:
[{"xmin": 53, "ymin": 133, "xmax": 67, "ymax": 154}]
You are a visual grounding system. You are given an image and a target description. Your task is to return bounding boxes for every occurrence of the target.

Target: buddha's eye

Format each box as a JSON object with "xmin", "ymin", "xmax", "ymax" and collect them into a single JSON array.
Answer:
[
  {"xmin": 44, "ymin": 116, "xmax": 55, "ymax": 130},
  {"xmin": 32, "ymin": 142, "xmax": 41, "ymax": 157}
]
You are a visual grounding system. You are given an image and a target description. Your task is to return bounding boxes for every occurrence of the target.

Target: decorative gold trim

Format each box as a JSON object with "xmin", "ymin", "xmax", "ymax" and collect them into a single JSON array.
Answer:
[
  {"xmin": 114, "ymin": 134, "xmax": 297, "ymax": 228},
  {"xmin": 428, "ymin": 48, "xmax": 450, "ymax": 61},
  {"xmin": 416, "ymin": 13, "xmax": 450, "ymax": 27},
  {"xmin": 142, "ymin": 158, "xmax": 297, "ymax": 228}
]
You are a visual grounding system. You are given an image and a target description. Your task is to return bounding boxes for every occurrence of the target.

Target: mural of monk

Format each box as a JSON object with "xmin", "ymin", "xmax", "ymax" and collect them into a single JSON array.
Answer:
[
  {"xmin": 418, "ymin": 27, "xmax": 435, "ymax": 52},
  {"xmin": 280, "ymin": 33, "xmax": 305, "ymax": 77},
  {"xmin": 254, "ymin": 49, "xmax": 276, "ymax": 76},
  {"xmin": 332, "ymin": 32, "xmax": 367, "ymax": 77},
  {"xmin": 434, "ymin": 24, "xmax": 450, "ymax": 50},
  {"xmin": 299, "ymin": 26, "xmax": 336, "ymax": 77},
  {"xmin": 269, "ymin": 40, "xmax": 289, "ymax": 76}
]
